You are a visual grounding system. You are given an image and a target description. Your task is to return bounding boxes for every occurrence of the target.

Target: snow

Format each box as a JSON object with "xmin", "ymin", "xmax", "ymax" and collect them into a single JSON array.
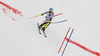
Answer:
[{"xmin": 0, "ymin": 0, "xmax": 100, "ymax": 56}]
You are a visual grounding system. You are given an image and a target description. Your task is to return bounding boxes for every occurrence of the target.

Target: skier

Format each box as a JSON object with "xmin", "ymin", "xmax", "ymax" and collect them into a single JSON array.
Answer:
[{"xmin": 38, "ymin": 8, "xmax": 54, "ymax": 37}]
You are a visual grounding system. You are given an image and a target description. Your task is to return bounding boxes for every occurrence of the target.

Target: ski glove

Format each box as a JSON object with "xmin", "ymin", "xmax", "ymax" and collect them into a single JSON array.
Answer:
[{"xmin": 40, "ymin": 13, "xmax": 44, "ymax": 16}]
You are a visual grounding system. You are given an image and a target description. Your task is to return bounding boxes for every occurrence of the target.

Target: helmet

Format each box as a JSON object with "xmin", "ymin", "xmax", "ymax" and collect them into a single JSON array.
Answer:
[{"xmin": 49, "ymin": 8, "xmax": 53, "ymax": 11}]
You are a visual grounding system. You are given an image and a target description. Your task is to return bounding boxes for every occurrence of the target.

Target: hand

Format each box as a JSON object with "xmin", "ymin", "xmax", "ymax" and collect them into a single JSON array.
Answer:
[{"xmin": 40, "ymin": 13, "xmax": 43, "ymax": 16}]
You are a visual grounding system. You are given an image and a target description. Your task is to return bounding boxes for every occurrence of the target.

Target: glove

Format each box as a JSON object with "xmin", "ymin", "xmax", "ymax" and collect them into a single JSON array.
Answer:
[
  {"xmin": 40, "ymin": 13, "xmax": 44, "ymax": 16},
  {"xmin": 43, "ymin": 21, "xmax": 46, "ymax": 22}
]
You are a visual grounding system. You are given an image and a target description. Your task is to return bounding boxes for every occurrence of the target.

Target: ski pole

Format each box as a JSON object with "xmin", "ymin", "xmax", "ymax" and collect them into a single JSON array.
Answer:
[
  {"xmin": 28, "ymin": 13, "xmax": 63, "ymax": 19},
  {"xmin": 28, "ymin": 15, "xmax": 40, "ymax": 19}
]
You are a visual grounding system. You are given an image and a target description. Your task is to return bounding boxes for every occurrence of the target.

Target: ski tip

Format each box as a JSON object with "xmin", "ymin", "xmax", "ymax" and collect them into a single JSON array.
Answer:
[
  {"xmin": 45, "ymin": 36, "xmax": 47, "ymax": 37},
  {"xmin": 37, "ymin": 23, "xmax": 39, "ymax": 24},
  {"xmin": 40, "ymin": 33, "xmax": 41, "ymax": 34}
]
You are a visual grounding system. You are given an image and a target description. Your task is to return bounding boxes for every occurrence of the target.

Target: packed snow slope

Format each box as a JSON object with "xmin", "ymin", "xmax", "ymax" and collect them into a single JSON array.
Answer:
[{"xmin": 0, "ymin": 0, "xmax": 100, "ymax": 56}]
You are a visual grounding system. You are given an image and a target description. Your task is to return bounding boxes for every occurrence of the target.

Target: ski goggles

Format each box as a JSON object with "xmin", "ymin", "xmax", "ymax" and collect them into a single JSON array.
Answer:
[{"xmin": 49, "ymin": 10, "xmax": 53, "ymax": 12}]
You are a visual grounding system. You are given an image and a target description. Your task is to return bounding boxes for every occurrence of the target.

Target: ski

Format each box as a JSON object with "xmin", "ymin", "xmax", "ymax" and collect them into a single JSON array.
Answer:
[
  {"xmin": 37, "ymin": 23, "xmax": 41, "ymax": 34},
  {"xmin": 37, "ymin": 23, "xmax": 47, "ymax": 37},
  {"xmin": 42, "ymin": 29, "xmax": 47, "ymax": 37}
]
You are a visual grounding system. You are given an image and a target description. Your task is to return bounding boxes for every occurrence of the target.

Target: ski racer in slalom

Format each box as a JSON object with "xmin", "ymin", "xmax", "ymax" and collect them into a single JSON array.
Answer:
[{"xmin": 39, "ymin": 8, "xmax": 54, "ymax": 32}]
